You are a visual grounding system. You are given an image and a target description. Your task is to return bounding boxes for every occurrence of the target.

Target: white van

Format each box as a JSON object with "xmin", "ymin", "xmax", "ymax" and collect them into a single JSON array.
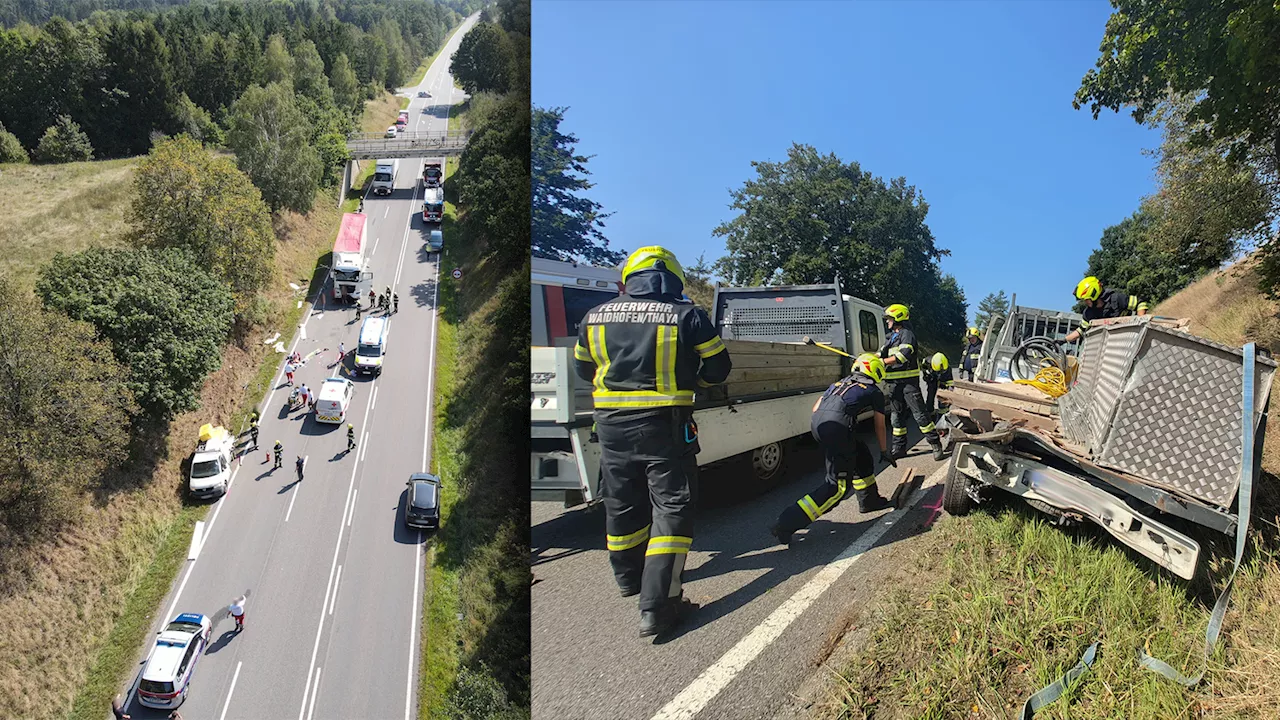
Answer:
[
  {"xmin": 314, "ymin": 377, "xmax": 355, "ymax": 424},
  {"xmin": 354, "ymin": 316, "xmax": 389, "ymax": 375},
  {"xmin": 371, "ymin": 159, "xmax": 398, "ymax": 196}
]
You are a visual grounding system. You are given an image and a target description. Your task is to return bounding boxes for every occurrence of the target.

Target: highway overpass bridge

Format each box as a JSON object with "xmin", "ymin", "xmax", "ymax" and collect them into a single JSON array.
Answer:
[{"xmin": 339, "ymin": 130, "xmax": 472, "ymax": 202}]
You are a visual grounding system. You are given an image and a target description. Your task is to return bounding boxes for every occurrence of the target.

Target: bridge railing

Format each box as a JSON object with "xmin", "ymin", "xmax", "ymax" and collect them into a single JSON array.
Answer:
[{"xmin": 346, "ymin": 130, "xmax": 472, "ymax": 143}]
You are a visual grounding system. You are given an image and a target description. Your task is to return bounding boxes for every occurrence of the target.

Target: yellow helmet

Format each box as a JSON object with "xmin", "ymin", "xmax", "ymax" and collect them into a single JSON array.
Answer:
[
  {"xmin": 853, "ymin": 353, "xmax": 886, "ymax": 384},
  {"xmin": 1137, "ymin": 302, "xmax": 1150, "ymax": 313},
  {"xmin": 1075, "ymin": 276, "xmax": 1101, "ymax": 302},
  {"xmin": 967, "ymin": 327, "xmax": 980, "ymax": 338},
  {"xmin": 883, "ymin": 303, "xmax": 910, "ymax": 322},
  {"xmin": 930, "ymin": 353, "xmax": 949, "ymax": 371},
  {"xmin": 621, "ymin": 246, "xmax": 685, "ymax": 286}
]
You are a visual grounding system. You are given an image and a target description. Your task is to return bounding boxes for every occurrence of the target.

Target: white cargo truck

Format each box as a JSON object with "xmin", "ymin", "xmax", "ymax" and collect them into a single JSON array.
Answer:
[
  {"xmin": 371, "ymin": 159, "xmax": 399, "ymax": 196},
  {"xmin": 531, "ymin": 269, "xmax": 885, "ymax": 506}
]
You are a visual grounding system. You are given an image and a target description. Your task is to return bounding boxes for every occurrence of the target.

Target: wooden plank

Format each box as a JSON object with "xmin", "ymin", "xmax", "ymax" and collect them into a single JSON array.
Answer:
[
  {"xmin": 716, "ymin": 378, "xmax": 833, "ymax": 398},
  {"xmin": 728, "ymin": 354, "xmax": 842, "ymax": 369},
  {"xmin": 940, "ymin": 393, "xmax": 1059, "ymax": 433},
  {"xmin": 722, "ymin": 365, "xmax": 841, "ymax": 384},
  {"xmin": 723, "ymin": 339, "xmax": 839, "ymax": 356}
]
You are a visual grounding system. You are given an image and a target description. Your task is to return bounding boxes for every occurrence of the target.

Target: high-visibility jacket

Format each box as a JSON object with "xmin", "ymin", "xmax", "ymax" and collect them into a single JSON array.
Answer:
[
  {"xmin": 1080, "ymin": 288, "xmax": 1138, "ymax": 331},
  {"xmin": 573, "ymin": 273, "xmax": 732, "ymax": 422},
  {"xmin": 878, "ymin": 325, "xmax": 921, "ymax": 381},
  {"xmin": 962, "ymin": 337, "xmax": 982, "ymax": 371}
]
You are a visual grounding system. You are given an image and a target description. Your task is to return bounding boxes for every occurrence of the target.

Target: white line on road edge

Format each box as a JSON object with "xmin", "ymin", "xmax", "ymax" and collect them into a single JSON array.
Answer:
[
  {"xmin": 306, "ymin": 667, "xmax": 323, "ymax": 720},
  {"xmin": 359, "ymin": 433, "xmax": 368, "ymax": 463},
  {"xmin": 219, "ymin": 661, "xmax": 242, "ymax": 720},
  {"xmin": 346, "ymin": 489, "xmax": 358, "ymax": 527},
  {"xmin": 188, "ymin": 521, "xmax": 205, "ymax": 560},
  {"xmin": 648, "ymin": 466, "xmax": 945, "ymax": 720},
  {"xmin": 159, "ymin": 463, "xmax": 241, "ymax": 628},
  {"xmin": 372, "ymin": 385, "xmax": 379, "ymax": 412},
  {"xmin": 384, "ymin": 206, "xmax": 389, "ymax": 218},
  {"xmin": 329, "ymin": 565, "xmax": 343, "ymax": 616},
  {"xmin": 298, "ymin": 378, "xmax": 377, "ymax": 720}
]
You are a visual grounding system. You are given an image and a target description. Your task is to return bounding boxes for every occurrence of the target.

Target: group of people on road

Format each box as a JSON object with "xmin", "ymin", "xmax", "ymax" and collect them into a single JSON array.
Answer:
[{"xmin": 366, "ymin": 286, "xmax": 399, "ymax": 315}]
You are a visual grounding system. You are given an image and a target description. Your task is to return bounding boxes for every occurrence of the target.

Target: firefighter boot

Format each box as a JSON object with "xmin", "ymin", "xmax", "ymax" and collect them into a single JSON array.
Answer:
[
  {"xmin": 639, "ymin": 597, "xmax": 691, "ymax": 639},
  {"xmin": 768, "ymin": 522, "xmax": 792, "ymax": 546},
  {"xmin": 856, "ymin": 487, "xmax": 892, "ymax": 513},
  {"xmin": 929, "ymin": 435, "xmax": 946, "ymax": 462}
]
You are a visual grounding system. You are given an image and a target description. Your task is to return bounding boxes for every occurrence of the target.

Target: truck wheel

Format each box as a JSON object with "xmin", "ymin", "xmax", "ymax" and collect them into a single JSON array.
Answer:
[
  {"xmin": 750, "ymin": 441, "xmax": 787, "ymax": 485},
  {"xmin": 942, "ymin": 454, "xmax": 973, "ymax": 516}
]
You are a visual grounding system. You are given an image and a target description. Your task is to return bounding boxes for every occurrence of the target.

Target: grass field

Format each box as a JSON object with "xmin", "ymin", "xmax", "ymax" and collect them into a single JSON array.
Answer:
[
  {"xmin": 0, "ymin": 96, "xmax": 384, "ymax": 719},
  {"xmin": 823, "ymin": 260, "xmax": 1280, "ymax": 719}
]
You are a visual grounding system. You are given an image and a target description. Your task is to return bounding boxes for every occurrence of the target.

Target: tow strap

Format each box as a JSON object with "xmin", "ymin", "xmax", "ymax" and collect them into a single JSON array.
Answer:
[{"xmin": 1018, "ymin": 342, "xmax": 1258, "ymax": 717}]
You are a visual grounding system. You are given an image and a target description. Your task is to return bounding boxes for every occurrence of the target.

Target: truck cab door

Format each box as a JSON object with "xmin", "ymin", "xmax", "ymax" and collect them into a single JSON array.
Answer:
[{"xmin": 356, "ymin": 270, "xmax": 373, "ymax": 300}]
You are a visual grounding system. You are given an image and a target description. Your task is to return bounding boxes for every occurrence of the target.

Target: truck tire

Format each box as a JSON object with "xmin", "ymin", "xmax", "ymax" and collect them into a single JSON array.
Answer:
[
  {"xmin": 750, "ymin": 441, "xmax": 787, "ymax": 485},
  {"xmin": 942, "ymin": 454, "xmax": 973, "ymax": 516}
]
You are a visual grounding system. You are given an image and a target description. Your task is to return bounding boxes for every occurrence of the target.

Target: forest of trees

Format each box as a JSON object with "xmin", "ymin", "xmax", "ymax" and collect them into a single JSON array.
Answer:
[{"xmin": 0, "ymin": 0, "xmax": 474, "ymax": 213}]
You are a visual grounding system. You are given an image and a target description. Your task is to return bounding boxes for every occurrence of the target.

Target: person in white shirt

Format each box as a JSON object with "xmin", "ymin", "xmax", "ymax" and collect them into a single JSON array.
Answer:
[{"xmin": 229, "ymin": 595, "xmax": 246, "ymax": 631}]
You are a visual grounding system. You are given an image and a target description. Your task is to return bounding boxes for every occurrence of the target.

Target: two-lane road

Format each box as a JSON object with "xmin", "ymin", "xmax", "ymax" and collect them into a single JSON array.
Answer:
[{"xmin": 120, "ymin": 14, "xmax": 476, "ymax": 720}]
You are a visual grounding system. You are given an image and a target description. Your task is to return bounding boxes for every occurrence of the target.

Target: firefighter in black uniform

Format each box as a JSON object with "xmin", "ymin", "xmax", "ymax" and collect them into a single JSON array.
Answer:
[
  {"xmin": 770, "ymin": 354, "xmax": 897, "ymax": 546},
  {"xmin": 960, "ymin": 327, "xmax": 982, "ymax": 381},
  {"xmin": 573, "ymin": 246, "xmax": 732, "ymax": 639},
  {"xmin": 921, "ymin": 352, "xmax": 954, "ymax": 420},
  {"xmin": 879, "ymin": 303, "xmax": 946, "ymax": 461},
  {"xmin": 1063, "ymin": 276, "xmax": 1140, "ymax": 344}
]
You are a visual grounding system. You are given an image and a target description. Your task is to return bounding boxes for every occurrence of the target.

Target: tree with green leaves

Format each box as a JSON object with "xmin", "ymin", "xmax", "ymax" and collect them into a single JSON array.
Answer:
[
  {"xmin": 713, "ymin": 143, "xmax": 966, "ymax": 350},
  {"xmin": 36, "ymin": 247, "xmax": 235, "ymax": 420},
  {"xmin": 0, "ymin": 275, "xmax": 136, "ymax": 541},
  {"xmin": 450, "ymin": 21, "xmax": 513, "ymax": 95},
  {"xmin": 974, "ymin": 290, "xmax": 1008, "ymax": 336},
  {"xmin": 227, "ymin": 82, "xmax": 322, "ymax": 213},
  {"xmin": 1085, "ymin": 206, "xmax": 1213, "ymax": 306},
  {"xmin": 531, "ymin": 106, "xmax": 621, "ymax": 265},
  {"xmin": 92, "ymin": 19, "xmax": 178, "ymax": 156},
  {"xmin": 35, "ymin": 114, "xmax": 93, "ymax": 162},
  {"xmin": 457, "ymin": 93, "xmax": 530, "ymax": 275},
  {"xmin": 0, "ymin": 122, "xmax": 28, "ymax": 163},
  {"xmin": 130, "ymin": 136, "xmax": 276, "ymax": 316},
  {"xmin": 330, "ymin": 52, "xmax": 360, "ymax": 114},
  {"xmin": 293, "ymin": 40, "xmax": 333, "ymax": 106},
  {"xmin": 170, "ymin": 93, "xmax": 222, "ymax": 145},
  {"xmin": 262, "ymin": 34, "xmax": 295, "ymax": 88}
]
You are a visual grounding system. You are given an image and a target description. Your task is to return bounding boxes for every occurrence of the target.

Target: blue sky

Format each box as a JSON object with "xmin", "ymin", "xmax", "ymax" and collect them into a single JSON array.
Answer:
[{"xmin": 532, "ymin": 0, "xmax": 1163, "ymax": 321}]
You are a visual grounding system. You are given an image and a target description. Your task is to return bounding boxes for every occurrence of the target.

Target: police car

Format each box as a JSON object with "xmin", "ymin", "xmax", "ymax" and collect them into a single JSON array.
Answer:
[{"xmin": 137, "ymin": 612, "xmax": 211, "ymax": 709}]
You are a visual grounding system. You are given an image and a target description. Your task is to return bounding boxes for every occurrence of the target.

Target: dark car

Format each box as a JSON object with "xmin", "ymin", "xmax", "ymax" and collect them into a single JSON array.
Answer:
[
  {"xmin": 405, "ymin": 473, "xmax": 441, "ymax": 530},
  {"xmin": 417, "ymin": 91, "xmax": 429, "ymax": 98}
]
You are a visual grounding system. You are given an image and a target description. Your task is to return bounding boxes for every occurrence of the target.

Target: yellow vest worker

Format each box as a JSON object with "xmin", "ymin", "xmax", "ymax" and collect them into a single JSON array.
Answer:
[
  {"xmin": 878, "ymin": 304, "xmax": 946, "ymax": 461},
  {"xmin": 961, "ymin": 327, "xmax": 982, "ymax": 381},
  {"xmin": 573, "ymin": 246, "xmax": 731, "ymax": 639}
]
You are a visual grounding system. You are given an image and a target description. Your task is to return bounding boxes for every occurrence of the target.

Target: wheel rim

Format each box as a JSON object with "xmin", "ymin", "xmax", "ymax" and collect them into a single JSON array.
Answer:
[{"xmin": 753, "ymin": 443, "xmax": 782, "ymax": 479}]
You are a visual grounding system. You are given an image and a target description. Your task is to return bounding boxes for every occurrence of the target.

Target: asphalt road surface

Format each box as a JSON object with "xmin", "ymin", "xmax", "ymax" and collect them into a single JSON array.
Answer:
[
  {"xmin": 118, "ymin": 15, "xmax": 476, "ymax": 720},
  {"xmin": 532, "ymin": 422, "xmax": 950, "ymax": 720}
]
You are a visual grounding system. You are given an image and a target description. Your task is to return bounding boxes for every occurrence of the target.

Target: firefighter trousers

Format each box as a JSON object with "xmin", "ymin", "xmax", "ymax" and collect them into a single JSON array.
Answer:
[
  {"xmin": 598, "ymin": 409, "xmax": 699, "ymax": 613},
  {"xmin": 775, "ymin": 421, "xmax": 879, "ymax": 535},
  {"xmin": 887, "ymin": 379, "xmax": 941, "ymax": 455}
]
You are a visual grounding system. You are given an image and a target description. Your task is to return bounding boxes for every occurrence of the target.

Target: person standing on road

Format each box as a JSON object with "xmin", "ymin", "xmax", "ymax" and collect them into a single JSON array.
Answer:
[
  {"xmin": 337, "ymin": 342, "xmax": 345, "ymax": 364},
  {"xmin": 879, "ymin": 304, "xmax": 946, "ymax": 461},
  {"xmin": 274, "ymin": 441, "xmax": 283, "ymax": 469},
  {"xmin": 347, "ymin": 424, "xmax": 356, "ymax": 453},
  {"xmin": 921, "ymin": 352, "xmax": 954, "ymax": 421},
  {"xmin": 771, "ymin": 354, "xmax": 896, "ymax": 546},
  {"xmin": 249, "ymin": 417, "xmax": 259, "ymax": 451},
  {"xmin": 393, "ymin": 292, "xmax": 399, "ymax": 314},
  {"xmin": 229, "ymin": 595, "xmax": 246, "ymax": 632},
  {"xmin": 112, "ymin": 694, "xmax": 131, "ymax": 720},
  {"xmin": 573, "ymin": 246, "xmax": 732, "ymax": 638},
  {"xmin": 369, "ymin": 289, "xmax": 377, "ymax": 308},
  {"xmin": 296, "ymin": 455, "xmax": 305, "ymax": 483},
  {"xmin": 1062, "ymin": 276, "xmax": 1140, "ymax": 343},
  {"xmin": 284, "ymin": 361, "xmax": 296, "ymax": 386},
  {"xmin": 960, "ymin": 327, "xmax": 982, "ymax": 382}
]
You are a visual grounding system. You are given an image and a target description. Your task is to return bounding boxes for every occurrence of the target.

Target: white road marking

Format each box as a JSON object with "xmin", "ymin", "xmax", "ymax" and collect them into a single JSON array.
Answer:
[
  {"xmin": 297, "ymin": 377, "xmax": 378, "ymax": 720},
  {"xmin": 648, "ymin": 466, "xmax": 944, "ymax": 720},
  {"xmin": 384, "ymin": 207, "xmax": 389, "ymax": 218},
  {"xmin": 346, "ymin": 488, "xmax": 358, "ymax": 528},
  {"xmin": 300, "ymin": 324, "xmax": 307, "ymax": 341},
  {"xmin": 188, "ymin": 521, "xmax": 205, "ymax": 560},
  {"xmin": 372, "ymin": 386, "xmax": 379, "ymax": 412},
  {"xmin": 360, "ymin": 434, "xmax": 368, "ymax": 463},
  {"xmin": 306, "ymin": 667, "xmax": 322, "ymax": 720},
  {"xmin": 159, "ymin": 463, "xmax": 241, "ymax": 626},
  {"xmin": 329, "ymin": 565, "xmax": 343, "ymax": 616},
  {"xmin": 219, "ymin": 661, "xmax": 242, "ymax": 720}
]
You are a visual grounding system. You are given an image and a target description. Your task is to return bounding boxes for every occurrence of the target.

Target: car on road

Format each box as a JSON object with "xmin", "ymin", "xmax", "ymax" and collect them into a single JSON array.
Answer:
[
  {"xmin": 405, "ymin": 473, "xmax": 441, "ymax": 530},
  {"xmin": 137, "ymin": 613, "xmax": 211, "ymax": 709},
  {"xmin": 427, "ymin": 229, "xmax": 443, "ymax": 251},
  {"xmin": 417, "ymin": 90, "xmax": 429, "ymax": 98},
  {"xmin": 385, "ymin": 125, "xmax": 397, "ymax": 138},
  {"xmin": 314, "ymin": 377, "xmax": 355, "ymax": 424}
]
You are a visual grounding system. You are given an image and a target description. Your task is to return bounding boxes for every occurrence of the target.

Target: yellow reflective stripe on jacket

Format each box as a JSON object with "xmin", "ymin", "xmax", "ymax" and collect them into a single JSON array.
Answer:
[
  {"xmin": 607, "ymin": 524, "xmax": 651, "ymax": 552},
  {"xmin": 884, "ymin": 368, "xmax": 920, "ymax": 380},
  {"xmin": 694, "ymin": 336, "xmax": 726, "ymax": 358},
  {"xmin": 655, "ymin": 325, "xmax": 678, "ymax": 396},
  {"xmin": 851, "ymin": 475, "xmax": 877, "ymax": 491},
  {"xmin": 574, "ymin": 343, "xmax": 592, "ymax": 362},
  {"xmin": 1128, "ymin": 295, "xmax": 1137, "ymax": 310},
  {"xmin": 588, "ymin": 325, "xmax": 611, "ymax": 393},
  {"xmin": 593, "ymin": 390, "xmax": 695, "ymax": 408},
  {"xmin": 646, "ymin": 535, "xmax": 692, "ymax": 556},
  {"xmin": 1079, "ymin": 320, "xmax": 1090, "ymax": 329},
  {"xmin": 891, "ymin": 348, "xmax": 908, "ymax": 363}
]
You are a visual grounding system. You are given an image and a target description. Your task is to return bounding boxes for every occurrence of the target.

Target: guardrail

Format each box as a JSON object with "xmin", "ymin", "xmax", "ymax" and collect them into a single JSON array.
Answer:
[{"xmin": 345, "ymin": 130, "xmax": 472, "ymax": 159}]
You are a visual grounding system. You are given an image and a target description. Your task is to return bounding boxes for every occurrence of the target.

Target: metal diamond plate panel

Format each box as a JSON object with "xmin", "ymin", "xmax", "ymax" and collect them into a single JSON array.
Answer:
[{"xmin": 1068, "ymin": 320, "xmax": 1276, "ymax": 508}]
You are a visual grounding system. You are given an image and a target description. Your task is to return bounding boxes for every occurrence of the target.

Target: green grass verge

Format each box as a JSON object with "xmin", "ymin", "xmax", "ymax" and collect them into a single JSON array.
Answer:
[
  {"xmin": 825, "ymin": 504, "xmax": 1263, "ymax": 719},
  {"xmin": 66, "ymin": 503, "xmax": 205, "ymax": 720},
  {"xmin": 419, "ymin": 157, "xmax": 465, "ymax": 720}
]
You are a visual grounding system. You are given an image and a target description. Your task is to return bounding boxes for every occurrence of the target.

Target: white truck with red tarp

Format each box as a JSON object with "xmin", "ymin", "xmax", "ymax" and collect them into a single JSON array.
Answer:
[{"xmin": 331, "ymin": 212, "xmax": 371, "ymax": 302}]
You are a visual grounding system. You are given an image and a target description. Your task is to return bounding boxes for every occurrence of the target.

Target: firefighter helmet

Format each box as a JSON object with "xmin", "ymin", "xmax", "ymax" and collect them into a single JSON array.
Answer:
[
  {"xmin": 883, "ymin": 304, "xmax": 910, "ymax": 323},
  {"xmin": 966, "ymin": 326, "xmax": 980, "ymax": 338},
  {"xmin": 621, "ymin": 246, "xmax": 685, "ymax": 286},
  {"xmin": 930, "ymin": 353, "xmax": 949, "ymax": 372},
  {"xmin": 853, "ymin": 353, "xmax": 886, "ymax": 384},
  {"xmin": 1137, "ymin": 302, "xmax": 1150, "ymax": 314},
  {"xmin": 1075, "ymin": 276, "xmax": 1102, "ymax": 302}
]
